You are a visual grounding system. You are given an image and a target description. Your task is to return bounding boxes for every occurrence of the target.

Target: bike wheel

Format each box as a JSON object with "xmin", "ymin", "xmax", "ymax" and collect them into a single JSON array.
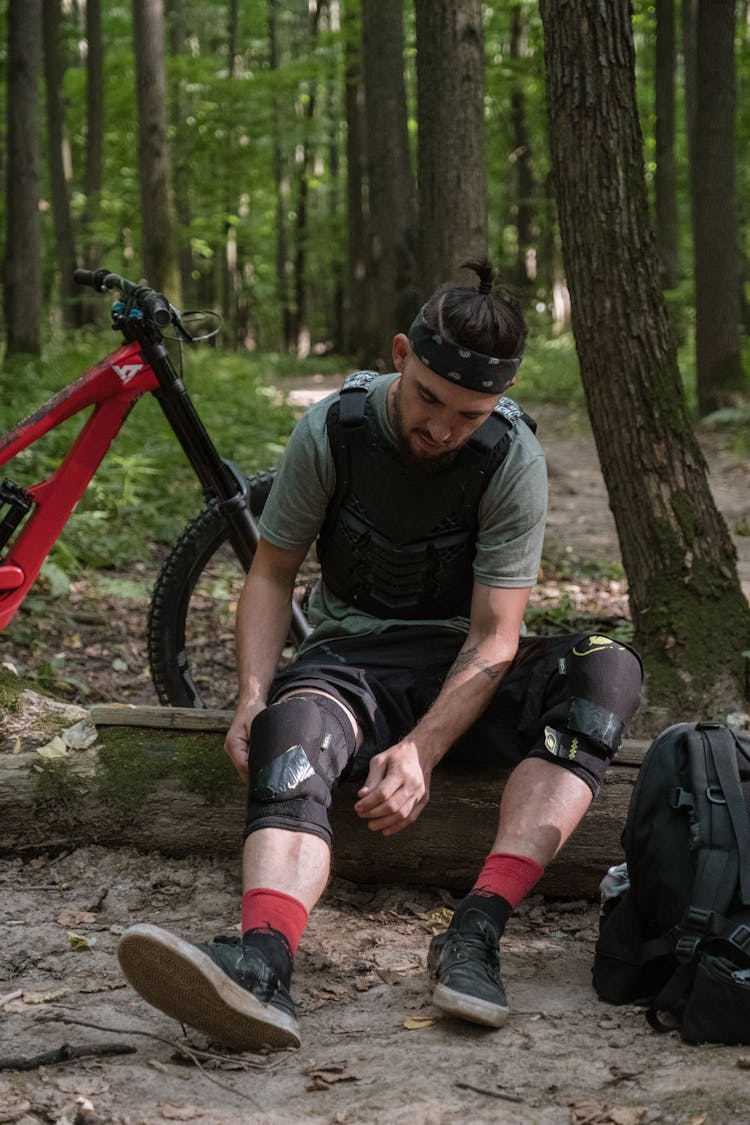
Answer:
[{"xmin": 147, "ymin": 469, "xmax": 307, "ymax": 709}]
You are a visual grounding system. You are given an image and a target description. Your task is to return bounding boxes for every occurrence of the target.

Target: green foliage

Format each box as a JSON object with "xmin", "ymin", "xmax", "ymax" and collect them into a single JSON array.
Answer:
[{"xmin": 1, "ymin": 330, "xmax": 342, "ymax": 577}]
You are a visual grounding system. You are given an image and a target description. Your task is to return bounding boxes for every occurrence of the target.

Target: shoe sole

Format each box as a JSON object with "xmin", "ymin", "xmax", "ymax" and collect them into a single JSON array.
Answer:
[
  {"xmin": 117, "ymin": 923, "xmax": 301, "ymax": 1051},
  {"xmin": 432, "ymin": 981, "xmax": 510, "ymax": 1028}
]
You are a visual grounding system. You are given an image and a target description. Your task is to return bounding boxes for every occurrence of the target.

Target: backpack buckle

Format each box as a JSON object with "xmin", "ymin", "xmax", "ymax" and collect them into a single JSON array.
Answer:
[
  {"xmin": 683, "ymin": 906, "xmax": 714, "ymax": 934},
  {"xmin": 670, "ymin": 787, "xmax": 694, "ymax": 810},
  {"xmin": 728, "ymin": 924, "xmax": 750, "ymax": 955},
  {"xmin": 674, "ymin": 934, "xmax": 702, "ymax": 961}
]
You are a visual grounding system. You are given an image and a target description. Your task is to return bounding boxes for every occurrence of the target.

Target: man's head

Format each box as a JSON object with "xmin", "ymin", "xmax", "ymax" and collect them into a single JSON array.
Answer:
[{"xmin": 388, "ymin": 258, "xmax": 526, "ymax": 466}]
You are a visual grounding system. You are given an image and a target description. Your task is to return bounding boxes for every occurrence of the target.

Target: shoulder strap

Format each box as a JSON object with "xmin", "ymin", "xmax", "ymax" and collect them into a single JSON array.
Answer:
[
  {"xmin": 699, "ymin": 722, "xmax": 750, "ymax": 905},
  {"xmin": 338, "ymin": 370, "xmax": 379, "ymax": 428}
]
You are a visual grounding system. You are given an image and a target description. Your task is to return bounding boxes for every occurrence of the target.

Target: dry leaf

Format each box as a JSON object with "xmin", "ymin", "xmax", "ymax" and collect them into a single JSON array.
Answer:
[
  {"xmin": 160, "ymin": 1105, "xmax": 203, "ymax": 1120},
  {"xmin": 609, "ymin": 1109, "xmax": 648, "ymax": 1125},
  {"xmin": 57, "ymin": 909, "xmax": 98, "ymax": 928},
  {"xmin": 403, "ymin": 1015, "xmax": 438, "ymax": 1030},
  {"xmin": 736, "ymin": 1056, "xmax": 750, "ymax": 1070},
  {"xmin": 36, "ymin": 735, "xmax": 69, "ymax": 760},
  {"xmin": 21, "ymin": 986, "xmax": 71, "ymax": 1005},
  {"xmin": 67, "ymin": 931, "xmax": 97, "ymax": 951}
]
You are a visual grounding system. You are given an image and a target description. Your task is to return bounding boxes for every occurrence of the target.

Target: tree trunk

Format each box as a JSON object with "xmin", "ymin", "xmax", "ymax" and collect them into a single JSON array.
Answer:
[
  {"xmin": 654, "ymin": 0, "xmax": 678, "ymax": 289},
  {"xmin": 360, "ymin": 0, "xmax": 416, "ymax": 368},
  {"xmin": 79, "ymin": 0, "xmax": 104, "ymax": 325},
  {"xmin": 342, "ymin": 0, "xmax": 367, "ymax": 356},
  {"xmin": 42, "ymin": 0, "xmax": 79, "ymax": 330},
  {"xmin": 692, "ymin": 0, "xmax": 746, "ymax": 414},
  {"xmin": 415, "ymin": 0, "xmax": 487, "ymax": 294},
  {"xmin": 0, "ymin": 702, "xmax": 648, "ymax": 898},
  {"xmin": 268, "ymin": 0, "xmax": 294, "ymax": 351},
  {"xmin": 165, "ymin": 0, "xmax": 195, "ymax": 308},
  {"xmin": 133, "ymin": 0, "xmax": 182, "ymax": 302},
  {"xmin": 508, "ymin": 5, "xmax": 536, "ymax": 292},
  {"xmin": 3, "ymin": 0, "xmax": 43, "ymax": 360},
  {"xmin": 539, "ymin": 0, "xmax": 750, "ymax": 724}
]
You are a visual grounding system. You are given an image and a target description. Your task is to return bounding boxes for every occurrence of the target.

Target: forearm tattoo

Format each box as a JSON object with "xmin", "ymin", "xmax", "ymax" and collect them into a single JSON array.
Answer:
[{"xmin": 446, "ymin": 644, "xmax": 502, "ymax": 682}]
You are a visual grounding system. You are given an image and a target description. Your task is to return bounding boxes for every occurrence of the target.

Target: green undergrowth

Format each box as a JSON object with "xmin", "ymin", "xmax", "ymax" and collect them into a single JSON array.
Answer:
[{"xmin": 0, "ymin": 333, "xmax": 349, "ymax": 583}]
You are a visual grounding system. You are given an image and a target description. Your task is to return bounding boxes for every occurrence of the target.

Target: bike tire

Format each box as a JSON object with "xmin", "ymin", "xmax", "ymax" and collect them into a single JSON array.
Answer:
[{"xmin": 147, "ymin": 468, "xmax": 305, "ymax": 710}]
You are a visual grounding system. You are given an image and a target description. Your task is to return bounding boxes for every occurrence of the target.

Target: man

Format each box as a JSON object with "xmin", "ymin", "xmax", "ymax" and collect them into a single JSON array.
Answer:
[{"xmin": 118, "ymin": 259, "xmax": 642, "ymax": 1050}]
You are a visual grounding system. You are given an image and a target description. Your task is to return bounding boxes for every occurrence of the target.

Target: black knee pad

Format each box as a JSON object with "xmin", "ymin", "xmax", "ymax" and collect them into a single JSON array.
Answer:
[
  {"xmin": 244, "ymin": 693, "xmax": 356, "ymax": 845},
  {"xmin": 529, "ymin": 635, "xmax": 643, "ymax": 796}
]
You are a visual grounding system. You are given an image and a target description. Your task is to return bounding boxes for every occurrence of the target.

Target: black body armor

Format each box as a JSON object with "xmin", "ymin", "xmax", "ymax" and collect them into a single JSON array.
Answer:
[{"xmin": 316, "ymin": 373, "xmax": 533, "ymax": 620}]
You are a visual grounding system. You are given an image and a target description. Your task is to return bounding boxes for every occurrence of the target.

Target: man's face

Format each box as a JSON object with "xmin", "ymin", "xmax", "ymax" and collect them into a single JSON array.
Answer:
[{"xmin": 388, "ymin": 334, "xmax": 499, "ymax": 467}]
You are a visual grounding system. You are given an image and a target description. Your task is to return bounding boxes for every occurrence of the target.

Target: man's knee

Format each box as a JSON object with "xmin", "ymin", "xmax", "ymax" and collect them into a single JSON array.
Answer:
[
  {"xmin": 244, "ymin": 693, "xmax": 356, "ymax": 845},
  {"xmin": 530, "ymin": 635, "xmax": 643, "ymax": 796}
]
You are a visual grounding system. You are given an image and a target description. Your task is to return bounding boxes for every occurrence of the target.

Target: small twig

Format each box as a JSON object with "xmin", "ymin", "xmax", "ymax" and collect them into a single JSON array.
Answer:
[
  {"xmin": 455, "ymin": 1080, "xmax": 525, "ymax": 1103},
  {"xmin": 0, "ymin": 1042, "xmax": 135, "ymax": 1071},
  {"xmin": 39, "ymin": 1013, "xmax": 284, "ymax": 1107},
  {"xmin": 0, "ymin": 990, "xmax": 23, "ymax": 1007}
]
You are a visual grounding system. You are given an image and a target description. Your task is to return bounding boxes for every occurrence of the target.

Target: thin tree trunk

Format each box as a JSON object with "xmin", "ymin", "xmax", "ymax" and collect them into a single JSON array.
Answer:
[
  {"xmin": 654, "ymin": 0, "xmax": 678, "ymax": 289},
  {"xmin": 360, "ymin": 0, "xmax": 416, "ymax": 366},
  {"xmin": 165, "ymin": 0, "xmax": 194, "ymax": 307},
  {"xmin": 79, "ymin": 0, "xmax": 104, "ymax": 325},
  {"xmin": 42, "ymin": 0, "xmax": 79, "ymax": 329},
  {"xmin": 693, "ymin": 0, "xmax": 746, "ymax": 413},
  {"xmin": 509, "ymin": 5, "xmax": 535, "ymax": 292},
  {"xmin": 415, "ymin": 0, "xmax": 486, "ymax": 294},
  {"xmin": 540, "ymin": 0, "xmax": 750, "ymax": 722},
  {"xmin": 268, "ymin": 0, "xmax": 294, "ymax": 351},
  {"xmin": 3, "ymin": 0, "xmax": 43, "ymax": 359},
  {"xmin": 342, "ymin": 0, "xmax": 366, "ymax": 355},
  {"xmin": 133, "ymin": 0, "xmax": 182, "ymax": 302}
]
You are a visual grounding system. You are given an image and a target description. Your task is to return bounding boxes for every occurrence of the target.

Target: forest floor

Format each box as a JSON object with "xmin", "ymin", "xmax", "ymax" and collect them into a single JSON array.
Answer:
[{"xmin": 1, "ymin": 390, "xmax": 750, "ymax": 1125}]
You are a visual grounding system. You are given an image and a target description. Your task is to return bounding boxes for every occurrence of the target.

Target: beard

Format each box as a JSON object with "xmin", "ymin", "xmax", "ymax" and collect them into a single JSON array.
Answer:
[{"xmin": 389, "ymin": 387, "xmax": 460, "ymax": 475}]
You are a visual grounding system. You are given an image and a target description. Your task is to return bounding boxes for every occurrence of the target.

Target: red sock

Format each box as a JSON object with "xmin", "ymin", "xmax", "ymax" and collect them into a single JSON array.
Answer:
[
  {"xmin": 473, "ymin": 852, "xmax": 544, "ymax": 909},
  {"xmin": 241, "ymin": 888, "xmax": 309, "ymax": 955}
]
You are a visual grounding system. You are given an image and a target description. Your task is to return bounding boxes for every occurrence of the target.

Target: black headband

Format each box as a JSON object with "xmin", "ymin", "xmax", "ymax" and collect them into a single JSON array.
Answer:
[{"xmin": 407, "ymin": 305, "xmax": 524, "ymax": 395}]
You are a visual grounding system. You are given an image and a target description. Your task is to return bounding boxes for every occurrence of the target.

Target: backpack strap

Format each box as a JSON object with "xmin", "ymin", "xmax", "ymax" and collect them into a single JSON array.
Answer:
[{"xmin": 699, "ymin": 722, "xmax": 750, "ymax": 906}]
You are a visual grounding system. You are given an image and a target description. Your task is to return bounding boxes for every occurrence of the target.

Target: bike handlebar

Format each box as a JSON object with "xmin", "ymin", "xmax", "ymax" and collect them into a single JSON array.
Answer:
[{"xmin": 74, "ymin": 268, "xmax": 173, "ymax": 331}]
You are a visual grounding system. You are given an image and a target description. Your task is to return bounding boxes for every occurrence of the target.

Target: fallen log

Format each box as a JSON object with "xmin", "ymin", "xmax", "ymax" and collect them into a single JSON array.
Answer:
[{"xmin": 0, "ymin": 703, "xmax": 648, "ymax": 898}]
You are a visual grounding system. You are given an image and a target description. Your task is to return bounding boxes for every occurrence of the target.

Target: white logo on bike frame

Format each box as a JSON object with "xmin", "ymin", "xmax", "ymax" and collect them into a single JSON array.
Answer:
[{"xmin": 113, "ymin": 363, "xmax": 144, "ymax": 384}]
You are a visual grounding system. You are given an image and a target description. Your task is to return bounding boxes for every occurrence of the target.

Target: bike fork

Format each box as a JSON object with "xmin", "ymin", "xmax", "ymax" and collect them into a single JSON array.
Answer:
[{"xmin": 142, "ymin": 341, "xmax": 311, "ymax": 644}]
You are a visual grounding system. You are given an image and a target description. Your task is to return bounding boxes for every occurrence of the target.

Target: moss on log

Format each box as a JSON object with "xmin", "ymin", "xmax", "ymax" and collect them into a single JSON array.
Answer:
[{"xmin": 1, "ymin": 704, "xmax": 647, "ymax": 897}]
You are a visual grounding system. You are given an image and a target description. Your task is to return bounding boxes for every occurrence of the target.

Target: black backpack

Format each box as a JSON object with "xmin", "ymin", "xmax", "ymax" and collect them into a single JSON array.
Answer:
[{"xmin": 592, "ymin": 720, "xmax": 750, "ymax": 1044}]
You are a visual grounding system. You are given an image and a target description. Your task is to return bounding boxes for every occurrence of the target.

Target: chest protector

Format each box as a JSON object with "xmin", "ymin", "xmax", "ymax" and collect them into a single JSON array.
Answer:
[{"xmin": 317, "ymin": 372, "xmax": 534, "ymax": 620}]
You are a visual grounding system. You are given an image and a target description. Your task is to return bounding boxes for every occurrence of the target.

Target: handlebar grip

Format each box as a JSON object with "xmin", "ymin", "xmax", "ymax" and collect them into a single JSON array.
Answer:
[
  {"xmin": 143, "ymin": 292, "xmax": 173, "ymax": 328},
  {"xmin": 73, "ymin": 267, "xmax": 114, "ymax": 292}
]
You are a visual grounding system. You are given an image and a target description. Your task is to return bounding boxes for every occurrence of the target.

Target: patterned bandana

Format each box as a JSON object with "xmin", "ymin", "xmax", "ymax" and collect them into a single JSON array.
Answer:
[{"xmin": 407, "ymin": 304, "xmax": 524, "ymax": 394}]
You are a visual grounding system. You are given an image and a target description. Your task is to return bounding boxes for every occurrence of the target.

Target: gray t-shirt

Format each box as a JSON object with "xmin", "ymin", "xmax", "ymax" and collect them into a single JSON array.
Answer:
[{"xmin": 258, "ymin": 373, "xmax": 548, "ymax": 653}]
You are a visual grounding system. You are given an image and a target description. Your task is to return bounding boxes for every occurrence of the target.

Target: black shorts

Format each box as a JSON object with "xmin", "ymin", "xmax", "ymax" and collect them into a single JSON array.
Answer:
[{"xmin": 268, "ymin": 627, "xmax": 590, "ymax": 780}]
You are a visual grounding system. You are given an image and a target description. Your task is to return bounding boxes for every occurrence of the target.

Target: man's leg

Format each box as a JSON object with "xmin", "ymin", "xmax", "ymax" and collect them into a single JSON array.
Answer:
[
  {"xmin": 429, "ymin": 634, "xmax": 643, "ymax": 1028},
  {"xmin": 118, "ymin": 690, "xmax": 360, "ymax": 1050}
]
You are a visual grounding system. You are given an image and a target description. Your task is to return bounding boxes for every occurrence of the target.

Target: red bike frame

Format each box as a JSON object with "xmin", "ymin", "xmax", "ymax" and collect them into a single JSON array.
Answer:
[{"xmin": 0, "ymin": 340, "xmax": 157, "ymax": 630}]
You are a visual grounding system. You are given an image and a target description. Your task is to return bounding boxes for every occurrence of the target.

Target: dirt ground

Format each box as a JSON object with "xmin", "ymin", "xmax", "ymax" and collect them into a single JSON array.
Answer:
[{"xmin": 2, "ymin": 395, "xmax": 750, "ymax": 1125}]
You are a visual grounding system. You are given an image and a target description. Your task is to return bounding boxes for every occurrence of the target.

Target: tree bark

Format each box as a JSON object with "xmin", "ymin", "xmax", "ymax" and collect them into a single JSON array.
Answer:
[
  {"xmin": 133, "ymin": 0, "xmax": 182, "ymax": 302},
  {"xmin": 342, "ymin": 0, "xmax": 367, "ymax": 356},
  {"xmin": 692, "ymin": 0, "xmax": 746, "ymax": 413},
  {"xmin": 42, "ymin": 0, "xmax": 79, "ymax": 330},
  {"xmin": 3, "ymin": 0, "xmax": 43, "ymax": 359},
  {"xmin": 0, "ymin": 703, "xmax": 648, "ymax": 899},
  {"xmin": 508, "ymin": 5, "xmax": 536, "ymax": 292},
  {"xmin": 539, "ymin": 0, "xmax": 750, "ymax": 723},
  {"xmin": 654, "ymin": 0, "xmax": 678, "ymax": 289},
  {"xmin": 360, "ymin": 0, "xmax": 416, "ymax": 367},
  {"xmin": 79, "ymin": 0, "xmax": 104, "ymax": 325},
  {"xmin": 415, "ymin": 0, "xmax": 487, "ymax": 294},
  {"xmin": 268, "ymin": 0, "xmax": 294, "ymax": 351}
]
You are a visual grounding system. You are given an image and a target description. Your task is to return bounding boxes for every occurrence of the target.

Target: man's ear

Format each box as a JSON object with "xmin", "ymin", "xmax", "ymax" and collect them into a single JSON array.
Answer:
[{"xmin": 392, "ymin": 333, "xmax": 410, "ymax": 371}]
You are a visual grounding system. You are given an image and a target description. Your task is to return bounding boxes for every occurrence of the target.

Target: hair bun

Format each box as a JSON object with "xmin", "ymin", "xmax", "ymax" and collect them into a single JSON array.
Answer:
[{"xmin": 478, "ymin": 278, "xmax": 493, "ymax": 295}]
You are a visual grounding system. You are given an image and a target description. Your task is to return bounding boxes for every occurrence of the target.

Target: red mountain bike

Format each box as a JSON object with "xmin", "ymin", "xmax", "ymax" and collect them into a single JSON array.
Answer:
[{"xmin": 0, "ymin": 269, "xmax": 311, "ymax": 709}]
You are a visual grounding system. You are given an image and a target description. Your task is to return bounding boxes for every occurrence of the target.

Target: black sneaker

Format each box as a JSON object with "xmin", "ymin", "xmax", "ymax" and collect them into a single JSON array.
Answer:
[
  {"xmin": 117, "ymin": 923, "xmax": 300, "ymax": 1051},
  {"xmin": 427, "ymin": 908, "xmax": 509, "ymax": 1028}
]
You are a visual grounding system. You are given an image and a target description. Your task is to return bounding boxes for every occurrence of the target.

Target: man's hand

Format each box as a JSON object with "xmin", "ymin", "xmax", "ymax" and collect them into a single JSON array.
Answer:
[
  {"xmin": 354, "ymin": 740, "xmax": 431, "ymax": 836},
  {"xmin": 224, "ymin": 701, "xmax": 265, "ymax": 782}
]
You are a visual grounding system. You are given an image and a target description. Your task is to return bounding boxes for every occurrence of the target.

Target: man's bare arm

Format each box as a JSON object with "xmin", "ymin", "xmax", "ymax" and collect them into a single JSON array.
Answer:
[
  {"xmin": 224, "ymin": 536, "xmax": 311, "ymax": 778},
  {"xmin": 354, "ymin": 583, "xmax": 532, "ymax": 834}
]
